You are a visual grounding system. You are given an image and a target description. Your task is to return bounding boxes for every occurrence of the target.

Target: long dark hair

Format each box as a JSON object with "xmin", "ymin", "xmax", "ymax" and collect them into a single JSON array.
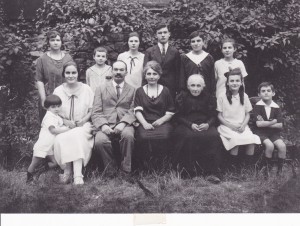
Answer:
[{"xmin": 225, "ymin": 67, "xmax": 244, "ymax": 105}]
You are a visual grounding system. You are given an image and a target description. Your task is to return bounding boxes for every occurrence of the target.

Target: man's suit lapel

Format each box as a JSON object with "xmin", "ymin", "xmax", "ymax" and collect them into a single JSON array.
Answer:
[
  {"xmin": 107, "ymin": 82, "xmax": 118, "ymax": 102},
  {"xmin": 154, "ymin": 45, "xmax": 163, "ymax": 64},
  {"xmin": 117, "ymin": 83, "xmax": 130, "ymax": 104}
]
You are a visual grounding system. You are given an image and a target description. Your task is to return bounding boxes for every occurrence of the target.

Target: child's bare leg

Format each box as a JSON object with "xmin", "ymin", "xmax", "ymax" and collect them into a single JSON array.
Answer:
[
  {"xmin": 263, "ymin": 139, "xmax": 274, "ymax": 158},
  {"xmin": 245, "ymin": 144, "xmax": 255, "ymax": 156},
  {"xmin": 28, "ymin": 156, "xmax": 43, "ymax": 173},
  {"xmin": 47, "ymin": 155, "xmax": 58, "ymax": 168},
  {"xmin": 274, "ymin": 139, "xmax": 286, "ymax": 159},
  {"xmin": 230, "ymin": 146, "xmax": 239, "ymax": 156}
]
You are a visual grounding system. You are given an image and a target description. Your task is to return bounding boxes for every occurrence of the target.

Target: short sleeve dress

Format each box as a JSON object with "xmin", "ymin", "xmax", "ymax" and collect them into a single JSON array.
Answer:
[
  {"xmin": 214, "ymin": 58, "xmax": 248, "ymax": 98},
  {"xmin": 134, "ymin": 86, "xmax": 175, "ymax": 140},
  {"xmin": 86, "ymin": 64, "xmax": 112, "ymax": 93},
  {"xmin": 217, "ymin": 93, "xmax": 261, "ymax": 150},
  {"xmin": 33, "ymin": 111, "xmax": 65, "ymax": 158},
  {"xmin": 53, "ymin": 83, "xmax": 94, "ymax": 168},
  {"xmin": 117, "ymin": 51, "xmax": 145, "ymax": 89},
  {"xmin": 35, "ymin": 53, "xmax": 74, "ymax": 95}
]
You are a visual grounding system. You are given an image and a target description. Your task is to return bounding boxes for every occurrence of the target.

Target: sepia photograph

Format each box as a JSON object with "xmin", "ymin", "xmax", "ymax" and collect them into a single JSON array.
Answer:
[{"xmin": 0, "ymin": 0, "xmax": 299, "ymax": 217}]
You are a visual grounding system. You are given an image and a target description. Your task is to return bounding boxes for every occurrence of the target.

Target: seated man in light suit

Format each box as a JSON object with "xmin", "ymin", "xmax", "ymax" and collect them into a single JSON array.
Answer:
[{"xmin": 91, "ymin": 60, "xmax": 136, "ymax": 176}]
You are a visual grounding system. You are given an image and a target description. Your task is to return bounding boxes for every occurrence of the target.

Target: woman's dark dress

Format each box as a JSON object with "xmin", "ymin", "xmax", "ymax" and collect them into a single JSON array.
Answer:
[
  {"xmin": 134, "ymin": 86, "xmax": 175, "ymax": 168},
  {"xmin": 173, "ymin": 91, "xmax": 222, "ymax": 175},
  {"xmin": 179, "ymin": 53, "xmax": 215, "ymax": 95}
]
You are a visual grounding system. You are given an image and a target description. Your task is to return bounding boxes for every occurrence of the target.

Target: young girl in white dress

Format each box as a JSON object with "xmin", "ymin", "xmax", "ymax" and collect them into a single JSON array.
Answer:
[
  {"xmin": 27, "ymin": 94, "xmax": 70, "ymax": 183},
  {"xmin": 217, "ymin": 68, "xmax": 260, "ymax": 165},
  {"xmin": 214, "ymin": 38, "xmax": 248, "ymax": 98}
]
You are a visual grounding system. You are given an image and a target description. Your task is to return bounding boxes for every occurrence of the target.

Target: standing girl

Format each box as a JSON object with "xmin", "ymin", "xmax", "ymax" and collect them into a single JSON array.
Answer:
[
  {"xmin": 117, "ymin": 32, "xmax": 145, "ymax": 89},
  {"xmin": 35, "ymin": 31, "xmax": 73, "ymax": 120},
  {"xmin": 214, "ymin": 38, "xmax": 248, "ymax": 98},
  {"xmin": 179, "ymin": 31, "xmax": 215, "ymax": 95},
  {"xmin": 27, "ymin": 94, "xmax": 70, "ymax": 183},
  {"xmin": 217, "ymin": 68, "xmax": 260, "ymax": 165}
]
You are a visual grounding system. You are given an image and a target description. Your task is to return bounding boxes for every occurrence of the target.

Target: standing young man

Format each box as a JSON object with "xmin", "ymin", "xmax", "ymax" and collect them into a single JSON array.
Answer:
[{"xmin": 143, "ymin": 23, "xmax": 181, "ymax": 98}]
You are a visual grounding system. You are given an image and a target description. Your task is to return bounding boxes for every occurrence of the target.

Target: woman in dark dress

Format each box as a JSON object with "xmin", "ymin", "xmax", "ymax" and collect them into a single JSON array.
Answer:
[
  {"xmin": 35, "ymin": 30, "xmax": 73, "ymax": 120},
  {"xmin": 173, "ymin": 74, "xmax": 222, "ymax": 182},
  {"xmin": 179, "ymin": 31, "xmax": 215, "ymax": 95},
  {"xmin": 134, "ymin": 61, "xmax": 175, "ymax": 169}
]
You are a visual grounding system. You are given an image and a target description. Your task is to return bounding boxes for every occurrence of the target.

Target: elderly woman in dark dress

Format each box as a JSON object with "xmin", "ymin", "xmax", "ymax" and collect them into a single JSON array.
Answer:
[
  {"xmin": 173, "ymin": 74, "xmax": 222, "ymax": 182},
  {"xmin": 134, "ymin": 61, "xmax": 175, "ymax": 168},
  {"xmin": 35, "ymin": 30, "xmax": 73, "ymax": 120},
  {"xmin": 179, "ymin": 31, "xmax": 215, "ymax": 95}
]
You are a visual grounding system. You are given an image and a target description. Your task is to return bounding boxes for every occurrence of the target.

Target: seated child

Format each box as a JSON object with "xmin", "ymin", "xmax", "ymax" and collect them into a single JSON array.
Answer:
[
  {"xmin": 27, "ymin": 95, "xmax": 70, "ymax": 183},
  {"xmin": 253, "ymin": 82, "xmax": 286, "ymax": 176},
  {"xmin": 217, "ymin": 68, "xmax": 261, "ymax": 168},
  {"xmin": 86, "ymin": 47, "xmax": 112, "ymax": 93}
]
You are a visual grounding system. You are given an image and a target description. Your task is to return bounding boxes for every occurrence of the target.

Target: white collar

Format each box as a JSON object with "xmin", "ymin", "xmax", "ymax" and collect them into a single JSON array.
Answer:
[
  {"xmin": 158, "ymin": 42, "xmax": 169, "ymax": 51},
  {"xmin": 112, "ymin": 80, "xmax": 125, "ymax": 88},
  {"xmin": 186, "ymin": 51, "xmax": 208, "ymax": 65},
  {"xmin": 256, "ymin": 99, "xmax": 279, "ymax": 108}
]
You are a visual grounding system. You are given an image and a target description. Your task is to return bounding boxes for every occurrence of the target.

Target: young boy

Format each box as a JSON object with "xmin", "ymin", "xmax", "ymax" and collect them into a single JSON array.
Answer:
[
  {"xmin": 253, "ymin": 82, "xmax": 286, "ymax": 176},
  {"xmin": 143, "ymin": 23, "xmax": 181, "ymax": 98},
  {"xmin": 86, "ymin": 47, "xmax": 112, "ymax": 93}
]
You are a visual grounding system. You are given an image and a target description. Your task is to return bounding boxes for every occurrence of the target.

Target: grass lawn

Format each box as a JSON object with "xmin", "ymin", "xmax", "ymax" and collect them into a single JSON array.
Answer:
[{"xmin": 0, "ymin": 166, "xmax": 299, "ymax": 213}]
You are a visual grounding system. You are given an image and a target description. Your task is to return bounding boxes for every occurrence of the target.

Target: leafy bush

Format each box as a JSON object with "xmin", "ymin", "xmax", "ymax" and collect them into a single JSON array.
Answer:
[{"xmin": 0, "ymin": 0, "xmax": 299, "ymax": 168}]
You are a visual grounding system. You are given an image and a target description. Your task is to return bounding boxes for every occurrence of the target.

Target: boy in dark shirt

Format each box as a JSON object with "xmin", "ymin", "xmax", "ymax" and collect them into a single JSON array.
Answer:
[{"xmin": 253, "ymin": 82, "xmax": 286, "ymax": 176}]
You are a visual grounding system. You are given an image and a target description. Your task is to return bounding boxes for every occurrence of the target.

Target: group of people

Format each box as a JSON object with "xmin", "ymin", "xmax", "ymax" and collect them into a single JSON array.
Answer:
[{"xmin": 27, "ymin": 23, "xmax": 287, "ymax": 185}]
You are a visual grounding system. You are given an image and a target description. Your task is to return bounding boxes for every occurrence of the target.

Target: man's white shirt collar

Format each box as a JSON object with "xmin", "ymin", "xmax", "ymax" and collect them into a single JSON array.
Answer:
[
  {"xmin": 112, "ymin": 80, "xmax": 125, "ymax": 89},
  {"xmin": 158, "ymin": 42, "xmax": 169, "ymax": 53}
]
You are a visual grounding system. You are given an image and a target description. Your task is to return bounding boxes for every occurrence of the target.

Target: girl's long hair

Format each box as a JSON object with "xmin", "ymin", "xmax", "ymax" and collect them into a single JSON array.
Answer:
[{"xmin": 225, "ymin": 67, "xmax": 244, "ymax": 105}]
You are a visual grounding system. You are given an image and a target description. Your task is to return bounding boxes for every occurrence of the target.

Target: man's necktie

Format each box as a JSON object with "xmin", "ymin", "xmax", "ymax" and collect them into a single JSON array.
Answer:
[
  {"xmin": 116, "ymin": 85, "xmax": 121, "ymax": 99},
  {"xmin": 162, "ymin": 44, "xmax": 166, "ymax": 58}
]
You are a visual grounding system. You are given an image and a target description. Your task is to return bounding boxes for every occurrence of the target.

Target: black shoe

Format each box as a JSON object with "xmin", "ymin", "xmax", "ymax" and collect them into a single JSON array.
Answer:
[
  {"xmin": 277, "ymin": 158, "xmax": 285, "ymax": 176},
  {"xmin": 206, "ymin": 175, "xmax": 221, "ymax": 184},
  {"xmin": 26, "ymin": 172, "xmax": 34, "ymax": 183}
]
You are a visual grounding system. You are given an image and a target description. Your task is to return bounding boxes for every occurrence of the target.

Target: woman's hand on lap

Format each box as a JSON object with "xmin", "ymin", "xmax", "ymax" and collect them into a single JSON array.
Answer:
[
  {"xmin": 101, "ymin": 125, "xmax": 114, "ymax": 135},
  {"xmin": 143, "ymin": 122, "xmax": 154, "ymax": 130},
  {"xmin": 64, "ymin": 119, "xmax": 76, "ymax": 129},
  {"xmin": 191, "ymin": 123, "xmax": 200, "ymax": 132},
  {"xmin": 198, "ymin": 123, "xmax": 209, "ymax": 131},
  {"xmin": 152, "ymin": 119, "xmax": 164, "ymax": 127}
]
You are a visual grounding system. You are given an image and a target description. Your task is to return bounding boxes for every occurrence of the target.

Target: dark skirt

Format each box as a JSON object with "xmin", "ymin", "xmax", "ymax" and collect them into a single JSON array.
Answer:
[
  {"xmin": 134, "ymin": 122, "xmax": 173, "ymax": 170},
  {"xmin": 172, "ymin": 124, "xmax": 222, "ymax": 174}
]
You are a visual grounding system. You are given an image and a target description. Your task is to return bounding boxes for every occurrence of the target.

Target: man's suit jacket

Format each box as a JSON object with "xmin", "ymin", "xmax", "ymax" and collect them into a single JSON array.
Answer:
[
  {"xmin": 91, "ymin": 81, "xmax": 136, "ymax": 129},
  {"xmin": 143, "ymin": 44, "xmax": 181, "ymax": 97}
]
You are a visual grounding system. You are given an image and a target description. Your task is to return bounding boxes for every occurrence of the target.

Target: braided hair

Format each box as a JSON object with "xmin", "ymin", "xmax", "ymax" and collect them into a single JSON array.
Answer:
[{"xmin": 224, "ymin": 67, "xmax": 244, "ymax": 105}]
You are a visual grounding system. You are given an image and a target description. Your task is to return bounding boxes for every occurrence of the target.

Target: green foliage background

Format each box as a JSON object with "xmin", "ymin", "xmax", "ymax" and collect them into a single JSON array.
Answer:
[{"xmin": 0, "ymin": 0, "xmax": 299, "ymax": 168}]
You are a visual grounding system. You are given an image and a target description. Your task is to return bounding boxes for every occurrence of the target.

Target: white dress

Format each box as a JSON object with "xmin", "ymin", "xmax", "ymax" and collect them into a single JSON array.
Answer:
[
  {"xmin": 117, "ymin": 51, "xmax": 144, "ymax": 89},
  {"xmin": 33, "ymin": 111, "xmax": 65, "ymax": 158},
  {"xmin": 217, "ymin": 93, "xmax": 261, "ymax": 150},
  {"xmin": 53, "ymin": 83, "xmax": 94, "ymax": 169},
  {"xmin": 214, "ymin": 58, "xmax": 248, "ymax": 98}
]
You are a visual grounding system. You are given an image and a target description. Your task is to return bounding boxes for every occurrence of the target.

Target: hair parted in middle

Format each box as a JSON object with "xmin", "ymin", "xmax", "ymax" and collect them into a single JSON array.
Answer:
[
  {"xmin": 143, "ymin": 61, "xmax": 163, "ymax": 77},
  {"xmin": 225, "ymin": 67, "xmax": 245, "ymax": 105},
  {"xmin": 62, "ymin": 61, "xmax": 78, "ymax": 78},
  {"xmin": 187, "ymin": 74, "xmax": 206, "ymax": 88}
]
